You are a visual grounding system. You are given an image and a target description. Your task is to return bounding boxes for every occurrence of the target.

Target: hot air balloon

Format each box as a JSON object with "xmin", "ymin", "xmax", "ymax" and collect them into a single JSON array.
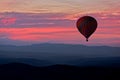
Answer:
[{"xmin": 76, "ymin": 16, "xmax": 97, "ymax": 42}]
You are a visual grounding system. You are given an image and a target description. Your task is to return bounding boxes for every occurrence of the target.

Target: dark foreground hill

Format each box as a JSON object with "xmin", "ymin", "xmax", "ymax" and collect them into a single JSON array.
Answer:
[{"xmin": 0, "ymin": 63, "xmax": 120, "ymax": 80}]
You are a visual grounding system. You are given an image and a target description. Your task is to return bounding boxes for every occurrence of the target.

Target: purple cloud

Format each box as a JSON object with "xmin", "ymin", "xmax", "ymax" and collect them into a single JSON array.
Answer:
[{"xmin": 0, "ymin": 12, "xmax": 74, "ymax": 28}]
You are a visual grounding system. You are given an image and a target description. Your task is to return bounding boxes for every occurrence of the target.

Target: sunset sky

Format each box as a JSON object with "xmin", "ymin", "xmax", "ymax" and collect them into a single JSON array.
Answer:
[{"xmin": 0, "ymin": 0, "xmax": 119, "ymax": 46}]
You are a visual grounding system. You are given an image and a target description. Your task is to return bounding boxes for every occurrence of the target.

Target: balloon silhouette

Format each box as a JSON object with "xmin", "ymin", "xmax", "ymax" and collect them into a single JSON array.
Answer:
[{"xmin": 76, "ymin": 16, "xmax": 97, "ymax": 42}]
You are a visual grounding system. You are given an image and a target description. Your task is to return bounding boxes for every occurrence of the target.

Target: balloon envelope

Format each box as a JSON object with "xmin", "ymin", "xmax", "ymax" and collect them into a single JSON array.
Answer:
[{"xmin": 76, "ymin": 16, "xmax": 97, "ymax": 41}]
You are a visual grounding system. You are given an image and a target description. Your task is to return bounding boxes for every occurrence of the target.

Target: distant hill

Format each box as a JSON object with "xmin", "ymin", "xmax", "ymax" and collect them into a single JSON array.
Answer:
[
  {"xmin": 0, "ymin": 63, "xmax": 120, "ymax": 80},
  {"xmin": 0, "ymin": 43, "xmax": 120, "ymax": 66},
  {"xmin": 0, "ymin": 43, "xmax": 120, "ymax": 58},
  {"xmin": 0, "ymin": 44, "xmax": 120, "ymax": 79},
  {"xmin": 0, "ymin": 58, "xmax": 53, "ymax": 66},
  {"xmin": 0, "ymin": 57, "xmax": 120, "ymax": 67}
]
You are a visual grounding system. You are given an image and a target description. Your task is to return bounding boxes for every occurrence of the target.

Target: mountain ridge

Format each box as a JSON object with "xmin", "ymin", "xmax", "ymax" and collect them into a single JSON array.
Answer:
[
  {"xmin": 0, "ymin": 62, "xmax": 120, "ymax": 80},
  {"xmin": 0, "ymin": 43, "xmax": 119, "ymax": 47}
]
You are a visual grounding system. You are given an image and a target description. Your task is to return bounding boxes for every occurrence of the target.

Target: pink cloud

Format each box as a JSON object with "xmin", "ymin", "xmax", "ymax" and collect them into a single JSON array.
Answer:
[
  {"xmin": 0, "ymin": 27, "xmax": 75, "ymax": 41},
  {"xmin": 0, "ymin": 17, "xmax": 16, "ymax": 25},
  {"xmin": 0, "ymin": 26, "xmax": 119, "ymax": 46},
  {"xmin": 0, "ymin": 12, "xmax": 119, "ymax": 46}
]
